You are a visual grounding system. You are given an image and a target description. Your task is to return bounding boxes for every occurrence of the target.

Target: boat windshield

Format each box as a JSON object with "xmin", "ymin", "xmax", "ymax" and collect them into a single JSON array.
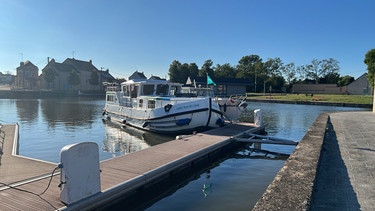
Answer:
[
  {"xmin": 156, "ymin": 84, "xmax": 169, "ymax": 96},
  {"xmin": 181, "ymin": 87, "xmax": 214, "ymax": 97}
]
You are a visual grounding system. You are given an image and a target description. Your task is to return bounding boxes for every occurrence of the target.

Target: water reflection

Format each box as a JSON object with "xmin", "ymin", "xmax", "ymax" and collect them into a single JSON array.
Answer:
[
  {"xmin": 102, "ymin": 122, "xmax": 173, "ymax": 158},
  {"xmin": 16, "ymin": 99, "xmax": 39, "ymax": 124},
  {"xmin": 40, "ymin": 98, "xmax": 98, "ymax": 128}
]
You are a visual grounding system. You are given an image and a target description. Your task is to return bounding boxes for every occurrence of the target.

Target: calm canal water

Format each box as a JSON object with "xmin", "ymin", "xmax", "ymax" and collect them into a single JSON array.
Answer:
[{"xmin": 0, "ymin": 98, "xmax": 369, "ymax": 210}]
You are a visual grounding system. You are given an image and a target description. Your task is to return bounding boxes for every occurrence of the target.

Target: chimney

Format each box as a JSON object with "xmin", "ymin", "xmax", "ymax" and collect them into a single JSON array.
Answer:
[
  {"xmin": 20, "ymin": 62, "xmax": 24, "ymax": 66},
  {"xmin": 47, "ymin": 57, "xmax": 50, "ymax": 63},
  {"xmin": 89, "ymin": 60, "xmax": 92, "ymax": 64}
]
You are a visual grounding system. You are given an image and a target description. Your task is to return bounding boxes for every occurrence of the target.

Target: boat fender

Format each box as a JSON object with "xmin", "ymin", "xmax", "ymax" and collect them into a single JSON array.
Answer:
[
  {"xmin": 164, "ymin": 104, "xmax": 172, "ymax": 113},
  {"xmin": 223, "ymin": 103, "xmax": 227, "ymax": 112},
  {"xmin": 216, "ymin": 118, "xmax": 225, "ymax": 126},
  {"xmin": 176, "ymin": 118, "xmax": 191, "ymax": 126},
  {"xmin": 122, "ymin": 119, "xmax": 127, "ymax": 124},
  {"xmin": 142, "ymin": 122, "xmax": 149, "ymax": 128}
]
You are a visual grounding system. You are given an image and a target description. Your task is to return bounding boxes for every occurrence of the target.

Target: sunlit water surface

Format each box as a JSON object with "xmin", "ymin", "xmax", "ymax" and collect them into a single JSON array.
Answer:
[{"xmin": 0, "ymin": 98, "xmax": 368, "ymax": 210}]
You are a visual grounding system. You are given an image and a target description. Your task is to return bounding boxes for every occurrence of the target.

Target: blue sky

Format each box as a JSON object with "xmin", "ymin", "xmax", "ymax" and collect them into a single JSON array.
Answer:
[{"xmin": 1, "ymin": 0, "xmax": 374, "ymax": 79}]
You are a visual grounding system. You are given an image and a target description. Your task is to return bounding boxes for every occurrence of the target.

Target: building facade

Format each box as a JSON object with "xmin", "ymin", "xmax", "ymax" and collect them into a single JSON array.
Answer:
[
  {"xmin": 39, "ymin": 58, "xmax": 115, "ymax": 91},
  {"xmin": 15, "ymin": 61, "xmax": 39, "ymax": 89},
  {"xmin": 346, "ymin": 73, "xmax": 373, "ymax": 95}
]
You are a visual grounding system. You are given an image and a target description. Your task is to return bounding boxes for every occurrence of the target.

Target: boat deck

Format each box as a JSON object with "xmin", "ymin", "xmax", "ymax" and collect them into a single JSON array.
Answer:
[{"xmin": 0, "ymin": 122, "xmax": 262, "ymax": 210}]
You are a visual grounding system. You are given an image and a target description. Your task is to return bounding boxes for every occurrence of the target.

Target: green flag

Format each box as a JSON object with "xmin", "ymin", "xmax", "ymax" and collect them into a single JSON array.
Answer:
[{"xmin": 207, "ymin": 74, "xmax": 216, "ymax": 86}]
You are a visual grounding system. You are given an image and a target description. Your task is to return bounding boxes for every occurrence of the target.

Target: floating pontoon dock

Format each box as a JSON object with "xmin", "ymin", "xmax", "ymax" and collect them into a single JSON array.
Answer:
[{"xmin": 0, "ymin": 122, "xmax": 266, "ymax": 211}]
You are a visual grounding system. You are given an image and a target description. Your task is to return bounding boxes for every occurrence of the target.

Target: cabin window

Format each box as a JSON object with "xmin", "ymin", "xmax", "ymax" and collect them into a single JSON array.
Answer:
[
  {"xmin": 130, "ymin": 85, "xmax": 139, "ymax": 98},
  {"xmin": 142, "ymin": 84, "xmax": 154, "ymax": 95},
  {"xmin": 139, "ymin": 99, "xmax": 143, "ymax": 107},
  {"xmin": 217, "ymin": 85, "xmax": 227, "ymax": 95},
  {"xmin": 169, "ymin": 86, "xmax": 180, "ymax": 96},
  {"xmin": 122, "ymin": 85, "xmax": 131, "ymax": 97},
  {"xmin": 156, "ymin": 84, "xmax": 169, "ymax": 96},
  {"xmin": 106, "ymin": 95, "xmax": 116, "ymax": 102},
  {"xmin": 148, "ymin": 100, "xmax": 155, "ymax": 109}
]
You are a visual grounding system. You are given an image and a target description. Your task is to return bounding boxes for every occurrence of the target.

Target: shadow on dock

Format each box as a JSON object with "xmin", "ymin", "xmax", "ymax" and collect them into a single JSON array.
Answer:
[{"xmin": 310, "ymin": 117, "xmax": 360, "ymax": 210}]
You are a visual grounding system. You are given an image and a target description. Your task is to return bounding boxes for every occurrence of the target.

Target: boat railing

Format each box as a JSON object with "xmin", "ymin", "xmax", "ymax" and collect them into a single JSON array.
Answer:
[{"xmin": 228, "ymin": 93, "xmax": 247, "ymax": 101}]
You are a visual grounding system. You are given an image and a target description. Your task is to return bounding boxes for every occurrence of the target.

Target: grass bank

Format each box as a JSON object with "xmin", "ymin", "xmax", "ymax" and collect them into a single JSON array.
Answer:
[{"xmin": 246, "ymin": 93, "xmax": 373, "ymax": 105}]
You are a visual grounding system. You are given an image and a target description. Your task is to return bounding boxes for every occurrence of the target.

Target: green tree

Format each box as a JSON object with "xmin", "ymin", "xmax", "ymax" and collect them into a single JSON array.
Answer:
[
  {"xmin": 236, "ymin": 55, "xmax": 263, "ymax": 92},
  {"xmin": 364, "ymin": 49, "xmax": 375, "ymax": 88},
  {"xmin": 214, "ymin": 63, "xmax": 237, "ymax": 78},
  {"xmin": 199, "ymin": 59, "xmax": 215, "ymax": 77},
  {"xmin": 44, "ymin": 68, "xmax": 56, "ymax": 83},
  {"xmin": 300, "ymin": 58, "xmax": 340, "ymax": 83},
  {"xmin": 168, "ymin": 60, "xmax": 182, "ymax": 83},
  {"xmin": 89, "ymin": 71, "xmax": 99, "ymax": 86},
  {"xmin": 305, "ymin": 59, "xmax": 322, "ymax": 82},
  {"xmin": 180, "ymin": 63, "xmax": 191, "ymax": 84},
  {"xmin": 337, "ymin": 75, "xmax": 354, "ymax": 87},
  {"xmin": 281, "ymin": 63, "xmax": 297, "ymax": 85},
  {"xmin": 188, "ymin": 63, "xmax": 199, "ymax": 78},
  {"xmin": 68, "ymin": 71, "xmax": 81, "ymax": 88},
  {"xmin": 264, "ymin": 57, "xmax": 283, "ymax": 77}
]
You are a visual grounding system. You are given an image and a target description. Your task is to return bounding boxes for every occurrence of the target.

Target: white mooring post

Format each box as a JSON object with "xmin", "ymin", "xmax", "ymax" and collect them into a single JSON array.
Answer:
[
  {"xmin": 254, "ymin": 109, "xmax": 262, "ymax": 126},
  {"xmin": 59, "ymin": 142, "xmax": 101, "ymax": 205}
]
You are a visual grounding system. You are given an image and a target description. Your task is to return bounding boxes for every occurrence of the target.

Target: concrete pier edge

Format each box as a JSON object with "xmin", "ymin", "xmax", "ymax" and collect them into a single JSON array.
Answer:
[{"xmin": 252, "ymin": 112, "xmax": 329, "ymax": 210}]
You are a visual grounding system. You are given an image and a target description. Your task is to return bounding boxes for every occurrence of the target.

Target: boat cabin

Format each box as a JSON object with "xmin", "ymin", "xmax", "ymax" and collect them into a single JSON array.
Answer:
[{"xmin": 121, "ymin": 79, "xmax": 182, "ymax": 98}]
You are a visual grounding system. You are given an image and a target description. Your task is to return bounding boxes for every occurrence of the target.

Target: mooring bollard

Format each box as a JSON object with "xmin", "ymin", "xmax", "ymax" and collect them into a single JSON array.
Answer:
[
  {"xmin": 254, "ymin": 109, "xmax": 262, "ymax": 126},
  {"xmin": 59, "ymin": 142, "xmax": 101, "ymax": 205}
]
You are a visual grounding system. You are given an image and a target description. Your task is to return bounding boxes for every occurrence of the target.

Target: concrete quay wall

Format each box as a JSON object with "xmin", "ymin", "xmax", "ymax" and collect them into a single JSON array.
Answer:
[{"xmin": 252, "ymin": 113, "xmax": 329, "ymax": 210}]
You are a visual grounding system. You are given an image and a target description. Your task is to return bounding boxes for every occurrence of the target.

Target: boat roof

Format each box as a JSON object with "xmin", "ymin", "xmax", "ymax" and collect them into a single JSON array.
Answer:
[{"xmin": 121, "ymin": 79, "xmax": 182, "ymax": 86}]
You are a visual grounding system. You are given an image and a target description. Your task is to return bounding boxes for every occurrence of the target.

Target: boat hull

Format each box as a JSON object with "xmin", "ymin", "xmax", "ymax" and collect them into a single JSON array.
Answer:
[{"xmin": 103, "ymin": 97, "xmax": 224, "ymax": 134}]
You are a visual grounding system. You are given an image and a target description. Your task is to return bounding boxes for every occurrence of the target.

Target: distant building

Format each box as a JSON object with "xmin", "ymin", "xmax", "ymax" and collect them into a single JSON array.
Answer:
[
  {"xmin": 128, "ymin": 71, "xmax": 147, "ymax": 80},
  {"xmin": 292, "ymin": 84, "xmax": 344, "ymax": 94},
  {"xmin": 15, "ymin": 61, "xmax": 39, "ymax": 89},
  {"xmin": 0, "ymin": 72, "xmax": 14, "ymax": 84},
  {"xmin": 149, "ymin": 75, "xmax": 165, "ymax": 80},
  {"xmin": 292, "ymin": 73, "xmax": 374, "ymax": 95},
  {"xmin": 39, "ymin": 58, "xmax": 115, "ymax": 91},
  {"xmin": 346, "ymin": 73, "xmax": 373, "ymax": 95},
  {"xmin": 186, "ymin": 76, "xmax": 253, "ymax": 96}
]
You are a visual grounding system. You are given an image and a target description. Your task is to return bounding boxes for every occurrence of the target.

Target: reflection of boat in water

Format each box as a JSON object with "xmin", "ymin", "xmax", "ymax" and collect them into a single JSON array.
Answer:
[
  {"xmin": 103, "ymin": 79, "xmax": 225, "ymax": 134},
  {"xmin": 102, "ymin": 121, "xmax": 173, "ymax": 157}
]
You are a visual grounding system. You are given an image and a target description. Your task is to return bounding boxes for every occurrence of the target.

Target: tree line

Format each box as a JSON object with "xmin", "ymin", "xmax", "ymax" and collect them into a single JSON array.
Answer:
[{"xmin": 168, "ymin": 54, "xmax": 357, "ymax": 93}]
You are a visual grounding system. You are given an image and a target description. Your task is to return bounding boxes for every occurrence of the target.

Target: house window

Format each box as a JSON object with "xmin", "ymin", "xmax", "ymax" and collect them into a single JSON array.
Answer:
[{"xmin": 217, "ymin": 85, "xmax": 227, "ymax": 95}]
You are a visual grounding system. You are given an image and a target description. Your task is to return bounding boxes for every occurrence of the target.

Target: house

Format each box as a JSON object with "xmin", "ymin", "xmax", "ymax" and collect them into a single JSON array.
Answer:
[
  {"xmin": 39, "ymin": 58, "xmax": 115, "ymax": 91},
  {"xmin": 292, "ymin": 84, "xmax": 344, "ymax": 94},
  {"xmin": 128, "ymin": 71, "xmax": 147, "ymax": 80},
  {"xmin": 346, "ymin": 73, "xmax": 373, "ymax": 95},
  {"xmin": 186, "ymin": 76, "xmax": 253, "ymax": 96},
  {"xmin": 15, "ymin": 61, "xmax": 39, "ymax": 89},
  {"xmin": 0, "ymin": 72, "xmax": 14, "ymax": 85}
]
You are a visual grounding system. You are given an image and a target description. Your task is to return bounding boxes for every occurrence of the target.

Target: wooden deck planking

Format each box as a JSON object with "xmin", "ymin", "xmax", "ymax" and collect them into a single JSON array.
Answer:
[
  {"xmin": 0, "ymin": 124, "xmax": 57, "ymax": 185},
  {"xmin": 0, "ymin": 122, "xmax": 261, "ymax": 210}
]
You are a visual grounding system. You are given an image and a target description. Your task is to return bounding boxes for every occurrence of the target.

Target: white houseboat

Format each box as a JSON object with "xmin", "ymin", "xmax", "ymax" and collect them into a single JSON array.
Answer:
[{"xmin": 103, "ymin": 79, "xmax": 225, "ymax": 134}]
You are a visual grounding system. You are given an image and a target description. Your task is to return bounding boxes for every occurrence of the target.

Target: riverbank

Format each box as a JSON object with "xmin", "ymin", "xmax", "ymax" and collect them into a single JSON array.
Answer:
[
  {"xmin": 246, "ymin": 98, "xmax": 373, "ymax": 108},
  {"xmin": 0, "ymin": 89, "xmax": 105, "ymax": 98},
  {"xmin": 253, "ymin": 111, "xmax": 375, "ymax": 210}
]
